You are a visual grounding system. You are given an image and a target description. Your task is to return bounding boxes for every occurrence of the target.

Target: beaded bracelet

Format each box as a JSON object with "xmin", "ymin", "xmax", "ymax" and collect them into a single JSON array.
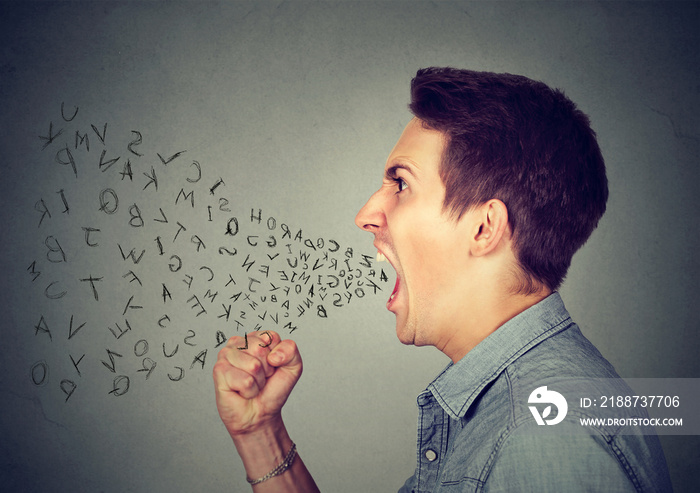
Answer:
[{"xmin": 246, "ymin": 442, "xmax": 297, "ymax": 485}]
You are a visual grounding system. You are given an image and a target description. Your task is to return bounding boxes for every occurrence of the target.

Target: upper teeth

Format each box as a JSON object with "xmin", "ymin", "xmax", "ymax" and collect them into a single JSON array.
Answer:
[{"xmin": 376, "ymin": 252, "xmax": 387, "ymax": 262}]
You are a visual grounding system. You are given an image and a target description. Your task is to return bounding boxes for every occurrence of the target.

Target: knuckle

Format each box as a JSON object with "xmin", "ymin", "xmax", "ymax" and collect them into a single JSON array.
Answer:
[
  {"xmin": 250, "ymin": 345, "xmax": 269, "ymax": 359},
  {"xmin": 212, "ymin": 360, "xmax": 228, "ymax": 374},
  {"xmin": 250, "ymin": 357, "xmax": 263, "ymax": 373},
  {"xmin": 227, "ymin": 336, "xmax": 243, "ymax": 348},
  {"xmin": 241, "ymin": 374, "xmax": 256, "ymax": 391}
]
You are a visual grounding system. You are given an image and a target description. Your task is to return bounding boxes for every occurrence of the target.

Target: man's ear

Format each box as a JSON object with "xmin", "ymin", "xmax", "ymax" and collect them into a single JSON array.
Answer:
[{"xmin": 470, "ymin": 199, "xmax": 509, "ymax": 257}]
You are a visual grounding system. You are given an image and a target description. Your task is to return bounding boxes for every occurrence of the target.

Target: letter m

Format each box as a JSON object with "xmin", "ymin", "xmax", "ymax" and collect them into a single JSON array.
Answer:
[{"xmin": 176, "ymin": 188, "xmax": 194, "ymax": 207}]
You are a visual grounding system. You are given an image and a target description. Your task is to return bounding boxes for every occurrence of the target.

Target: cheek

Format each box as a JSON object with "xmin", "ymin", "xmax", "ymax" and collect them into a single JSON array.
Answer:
[
  {"xmin": 405, "ymin": 229, "xmax": 465, "ymax": 292},
  {"xmin": 400, "ymin": 235, "xmax": 444, "ymax": 290},
  {"xmin": 390, "ymin": 199, "xmax": 454, "ymax": 279}
]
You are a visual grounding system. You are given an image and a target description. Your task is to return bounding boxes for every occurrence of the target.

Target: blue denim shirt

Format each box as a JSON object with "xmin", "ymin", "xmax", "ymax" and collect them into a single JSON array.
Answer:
[{"xmin": 399, "ymin": 293, "xmax": 672, "ymax": 493}]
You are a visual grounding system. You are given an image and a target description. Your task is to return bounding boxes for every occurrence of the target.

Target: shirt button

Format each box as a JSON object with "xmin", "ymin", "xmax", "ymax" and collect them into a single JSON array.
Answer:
[{"xmin": 424, "ymin": 449, "xmax": 438, "ymax": 462}]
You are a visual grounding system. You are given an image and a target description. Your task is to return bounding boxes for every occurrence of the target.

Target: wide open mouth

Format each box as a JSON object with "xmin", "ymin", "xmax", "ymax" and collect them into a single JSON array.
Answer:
[
  {"xmin": 377, "ymin": 249, "xmax": 400, "ymax": 308},
  {"xmin": 388, "ymin": 275, "xmax": 400, "ymax": 305}
]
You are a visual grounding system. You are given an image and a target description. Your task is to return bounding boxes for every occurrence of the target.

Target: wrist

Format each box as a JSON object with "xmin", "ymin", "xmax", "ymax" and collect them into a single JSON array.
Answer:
[
  {"xmin": 247, "ymin": 442, "xmax": 297, "ymax": 485},
  {"xmin": 231, "ymin": 416, "xmax": 293, "ymax": 481}
]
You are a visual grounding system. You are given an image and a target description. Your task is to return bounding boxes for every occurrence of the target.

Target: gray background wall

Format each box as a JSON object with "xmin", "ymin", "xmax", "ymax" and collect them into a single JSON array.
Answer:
[{"xmin": 1, "ymin": 1, "xmax": 698, "ymax": 491}]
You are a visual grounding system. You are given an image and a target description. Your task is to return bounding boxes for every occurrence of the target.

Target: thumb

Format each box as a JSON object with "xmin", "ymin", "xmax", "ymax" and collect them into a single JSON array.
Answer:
[
  {"xmin": 267, "ymin": 339, "xmax": 302, "ymax": 374},
  {"xmin": 263, "ymin": 339, "xmax": 303, "ymax": 403}
]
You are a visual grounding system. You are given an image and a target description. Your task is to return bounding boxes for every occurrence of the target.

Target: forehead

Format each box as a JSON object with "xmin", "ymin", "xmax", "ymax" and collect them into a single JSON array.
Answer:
[{"xmin": 385, "ymin": 118, "xmax": 447, "ymax": 172}]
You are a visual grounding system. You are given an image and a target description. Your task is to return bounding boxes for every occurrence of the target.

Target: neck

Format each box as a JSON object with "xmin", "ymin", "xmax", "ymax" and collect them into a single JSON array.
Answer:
[{"xmin": 437, "ymin": 285, "xmax": 552, "ymax": 363}]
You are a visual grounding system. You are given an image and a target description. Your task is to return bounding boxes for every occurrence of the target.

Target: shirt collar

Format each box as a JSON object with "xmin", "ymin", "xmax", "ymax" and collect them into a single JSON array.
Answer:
[{"xmin": 426, "ymin": 292, "xmax": 573, "ymax": 420}]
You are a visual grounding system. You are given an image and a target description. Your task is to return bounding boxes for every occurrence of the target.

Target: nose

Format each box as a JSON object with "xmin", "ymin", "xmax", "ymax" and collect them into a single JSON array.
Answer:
[{"xmin": 354, "ymin": 189, "xmax": 385, "ymax": 233}]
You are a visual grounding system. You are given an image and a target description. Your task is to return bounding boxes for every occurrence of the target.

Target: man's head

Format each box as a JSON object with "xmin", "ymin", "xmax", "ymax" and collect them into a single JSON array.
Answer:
[
  {"xmin": 409, "ymin": 67, "xmax": 608, "ymax": 293},
  {"xmin": 355, "ymin": 68, "xmax": 608, "ymax": 359}
]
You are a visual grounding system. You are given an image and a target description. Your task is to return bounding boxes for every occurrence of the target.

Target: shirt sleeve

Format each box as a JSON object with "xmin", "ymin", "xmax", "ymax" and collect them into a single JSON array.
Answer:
[{"xmin": 483, "ymin": 428, "xmax": 638, "ymax": 493}]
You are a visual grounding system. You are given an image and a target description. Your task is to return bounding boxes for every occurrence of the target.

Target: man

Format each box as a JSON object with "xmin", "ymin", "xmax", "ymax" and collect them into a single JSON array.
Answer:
[{"xmin": 212, "ymin": 68, "xmax": 672, "ymax": 492}]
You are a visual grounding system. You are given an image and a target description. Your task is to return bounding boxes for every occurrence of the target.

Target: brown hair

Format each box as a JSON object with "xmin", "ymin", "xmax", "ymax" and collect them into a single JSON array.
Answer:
[{"xmin": 409, "ymin": 67, "xmax": 608, "ymax": 293}]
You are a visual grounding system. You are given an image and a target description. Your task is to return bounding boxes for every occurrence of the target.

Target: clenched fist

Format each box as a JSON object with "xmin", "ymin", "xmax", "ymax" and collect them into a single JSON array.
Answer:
[{"xmin": 213, "ymin": 331, "xmax": 303, "ymax": 437}]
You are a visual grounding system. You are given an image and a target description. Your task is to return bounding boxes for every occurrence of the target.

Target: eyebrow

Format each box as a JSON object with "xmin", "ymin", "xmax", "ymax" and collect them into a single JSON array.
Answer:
[{"xmin": 385, "ymin": 163, "xmax": 415, "ymax": 180}]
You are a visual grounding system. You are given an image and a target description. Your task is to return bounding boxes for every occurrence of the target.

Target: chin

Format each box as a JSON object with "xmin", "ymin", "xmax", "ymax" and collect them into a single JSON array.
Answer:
[
  {"xmin": 397, "ymin": 335, "xmax": 415, "ymax": 346},
  {"xmin": 395, "ymin": 320, "xmax": 416, "ymax": 346}
]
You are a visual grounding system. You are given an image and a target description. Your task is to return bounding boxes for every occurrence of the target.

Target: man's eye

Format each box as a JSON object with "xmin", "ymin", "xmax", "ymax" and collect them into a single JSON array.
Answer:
[{"xmin": 395, "ymin": 178, "xmax": 408, "ymax": 193}]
